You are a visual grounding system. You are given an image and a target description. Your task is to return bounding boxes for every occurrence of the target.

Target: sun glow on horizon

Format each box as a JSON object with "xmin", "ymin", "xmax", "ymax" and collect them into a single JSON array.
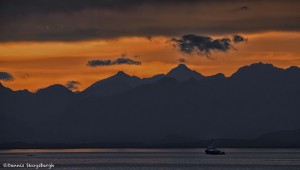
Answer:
[{"xmin": 1, "ymin": 32, "xmax": 300, "ymax": 91}]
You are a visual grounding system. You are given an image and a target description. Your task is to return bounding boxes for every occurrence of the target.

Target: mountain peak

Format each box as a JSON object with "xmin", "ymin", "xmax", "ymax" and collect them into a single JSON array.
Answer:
[
  {"xmin": 115, "ymin": 71, "xmax": 129, "ymax": 77},
  {"xmin": 166, "ymin": 64, "xmax": 204, "ymax": 81},
  {"xmin": 82, "ymin": 70, "xmax": 142, "ymax": 97},
  {"xmin": 36, "ymin": 84, "xmax": 72, "ymax": 94},
  {"xmin": 287, "ymin": 66, "xmax": 300, "ymax": 71},
  {"xmin": 230, "ymin": 62, "xmax": 283, "ymax": 80},
  {"xmin": 238, "ymin": 62, "xmax": 279, "ymax": 72},
  {"xmin": 177, "ymin": 63, "xmax": 188, "ymax": 69},
  {"xmin": 248, "ymin": 62, "xmax": 275, "ymax": 68}
]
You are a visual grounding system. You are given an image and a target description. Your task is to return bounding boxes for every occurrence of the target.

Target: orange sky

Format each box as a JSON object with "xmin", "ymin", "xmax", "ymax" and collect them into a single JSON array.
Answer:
[{"xmin": 1, "ymin": 31, "xmax": 300, "ymax": 91}]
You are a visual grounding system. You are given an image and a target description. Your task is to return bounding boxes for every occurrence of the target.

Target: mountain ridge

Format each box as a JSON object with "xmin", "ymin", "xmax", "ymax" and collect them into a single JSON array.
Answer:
[
  {"xmin": 2, "ymin": 62, "xmax": 299, "ymax": 94},
  {"xmin": 1, "ymin": 62, "xmax": 300, "ymax": 145},
  {"xmin": 166, "ymin": 63, "xmax": 205, "ymax": 81}
]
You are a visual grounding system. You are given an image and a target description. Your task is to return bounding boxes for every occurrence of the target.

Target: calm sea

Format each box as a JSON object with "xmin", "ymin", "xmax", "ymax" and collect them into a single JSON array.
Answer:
[{"xmin": 1, "ymin": 148, "xmax": 300, "ymax": 170}]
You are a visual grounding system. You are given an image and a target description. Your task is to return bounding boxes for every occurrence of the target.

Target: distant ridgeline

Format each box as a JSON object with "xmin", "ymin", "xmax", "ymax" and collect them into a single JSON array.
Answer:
[{"xmin": 1, "ymin": 63, "xmax": 300, "ymax": 148}]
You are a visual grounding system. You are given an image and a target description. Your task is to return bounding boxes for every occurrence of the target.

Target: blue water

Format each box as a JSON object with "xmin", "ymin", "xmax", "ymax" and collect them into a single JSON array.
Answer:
[{"xmin": 1, "ymin": 148, "xmax": 300, "ymax": 169}]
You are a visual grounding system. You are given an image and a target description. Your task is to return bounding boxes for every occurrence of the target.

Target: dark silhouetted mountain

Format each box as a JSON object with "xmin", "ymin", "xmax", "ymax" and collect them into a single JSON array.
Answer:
[
  {"xmin": 79, "ymin": 64, "xmax": 203, "ymax": 98},
  {"xmin": 36, "ymin": 84, "xmax": 73, "ymax": 96},
  {"xmin": 262, "ymin": 128, "xmax": 300, "ymax": 140},
  {"xmin": 0, "ymin": 82, "xmax": 13, "ymax": 95},
  {"xmin": 15, "ymin": 89, "xmax": 32, "ymax": 95},
  {"xmin": 252, "ymin": 129, "xmax": 300, "ymax": 147},
  {"xmin": 0, "ymin": 83, "xmax": 33, "ymax": 104},
  {"xmin": 80, "ymin": 71, "xmax": 141, "ymax": 97},
  {"xmin": 1, "ymin": 62, "xmax": 300, "ymax": 146},
  {"xmin": 0, "ymin": 83, "xmax": 33, "ymax": 96},
  {"xmin": 155, "ymin": 134, "xmax": 201, "ymax": 147},
  {"xmin": 230, "ymin": 62, "xmax": 283, "ymax": 81},
  {"xmin": 2, "ymin": 129, "xmax": 300, "ymax": 149},
  {"xmin": 109, "ymin": 71, "xmax": 142, "ymax": 87},
  {"xmin": 155, "ymin": 76, "xmax": 178, "ymax": 85},
  {"xmin": 285, "ymin": 66, "xmax": 300, "ymax": 80},
  {"xmin": 204, "ymin": 73, "xmax": 226, "ymax": 81},
  {"xmin": 142, "ymin": 74, "xmax": 165, "ymax": 84},
  {"xmin": 166, "ymin": 64, "xmax": 204, "ymax": 81},
  {"xmin": 35, "ymin": 84, "xmax": 74, "ymax": 112},
  {"xmin": 80, "ymin": 72, "xmax": 165, "ymax": 97},
  {"xmin": 35, "ymin": 84, "xmax": 74, "ymax": 109}
]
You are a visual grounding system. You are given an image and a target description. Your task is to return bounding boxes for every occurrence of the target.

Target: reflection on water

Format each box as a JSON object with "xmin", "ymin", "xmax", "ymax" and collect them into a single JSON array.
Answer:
[{"xmin": 1, "ymin": 148, "xmax": 300, "ymax": 170}]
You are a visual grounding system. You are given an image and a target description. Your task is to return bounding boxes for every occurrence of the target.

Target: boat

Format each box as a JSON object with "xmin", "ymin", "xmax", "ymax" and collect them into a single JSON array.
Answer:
[
  {"xmin": 205, "ymin": 139, "xmax": 225, "ymax": 155},
  {"xmin": 205, "ymin": 148, "xmax": 225, "ymax": 155}
]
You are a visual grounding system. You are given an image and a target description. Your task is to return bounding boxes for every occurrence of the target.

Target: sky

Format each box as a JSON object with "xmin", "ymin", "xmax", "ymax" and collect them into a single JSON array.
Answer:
[{"xmin": 0, "ymin": 0, "xmax": 300, "ymax": 91}]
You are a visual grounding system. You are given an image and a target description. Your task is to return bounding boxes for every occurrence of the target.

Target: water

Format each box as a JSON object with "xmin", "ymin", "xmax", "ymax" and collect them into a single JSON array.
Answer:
[{"xmin": 1, "ymin": 148, "xmax": 300, "ymax": 169}]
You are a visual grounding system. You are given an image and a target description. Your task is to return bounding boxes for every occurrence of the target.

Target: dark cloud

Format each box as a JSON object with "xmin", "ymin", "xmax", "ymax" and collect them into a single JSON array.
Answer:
[
  {"xmin": 178, "ymin": 58, "xmax": 186, "ymax": 63},
  {"xmin": 239, "ymin": 6, "xmax": 249, "ymax": 10},
  {"xmin": 0, "ymin": 0, "xmax": 200, "ymax": 15},
  {"xmin": 0, "ymin": 0, "xmax": 299, "ymax": 42},
  {"xmin": 0, "ymin": 0, "xmax": 212, "ymax": 15},
  {"xmin": 232, "ymin": 35, "xmax": 247, "ymax": 43},
  {"xmin": 0, "ymin": 72, "xmax": 14, "ymax": 81},
  {"xmin": 120, "ymin": 53, "xmax": 127, "ymax": 58},
  {"xmin": 146, "ymin": 36, "xmax": 153, "ymax": 41},
  {"xmin": 171, "ymin": 34, "xmax": 246, "ymax": 56},
  {"xmin": 87, "ymin": 60, "xmax": 113, "ymax": 66},
  {"xmin": 65, "ymin": 81, "xmax": 80, "ymax": 91},
  {"xmin": 87, "ymin": 58, "xmax": 141, "ymax": 67}
]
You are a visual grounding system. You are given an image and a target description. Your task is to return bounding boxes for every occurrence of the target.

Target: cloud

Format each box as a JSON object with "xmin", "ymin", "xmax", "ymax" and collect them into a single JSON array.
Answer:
[
  {"xmin": 239, "ymin": 6, "xmax": 249, "ymax": 10},
  {"xmin": 20, "ymin": 73, "xmax": 30, "ymax": 79},
  {"xmin": 87, "ymin": 57, "xmax": 141, "ymax": 67},
  {"xmin": 233, "ymin": 6, "xmax": 249, "ymax": 12},
  {"xmin": 232, "ymin": 35, "xmax": 247, "ymax": 43},
  {"xmin": 146, "ymin": 36, "xmax": 153, "ymax": 41},
  {"xmin": 178, "ymin": 58, "xmax": 186, "ymax": 63},
  {"xmin": 65, "ymin": 81, "xmax": 80, "ymax": 91},
  {"xmin": 0, "ymin": 0, "xmax": 299, "ymax": 42},
  {"xmin": 0, "ymin": 72, "xmax": 14, "ymax": 81},
  {"xmin": 171, "ymin": 34, "xmax": 246, "ymax": 56}
]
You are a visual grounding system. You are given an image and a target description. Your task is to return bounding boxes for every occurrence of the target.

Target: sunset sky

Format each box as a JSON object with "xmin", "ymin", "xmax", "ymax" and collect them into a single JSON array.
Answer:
[{"xmin": 0, "ymin": 0, "xmax": 300, "ymax": 91}]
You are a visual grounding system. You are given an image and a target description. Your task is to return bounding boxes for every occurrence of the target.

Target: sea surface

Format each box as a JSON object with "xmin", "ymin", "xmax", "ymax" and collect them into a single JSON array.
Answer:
[{"xmin": 0, "ymin": 148, "xmax": 300, "ymax": 170}]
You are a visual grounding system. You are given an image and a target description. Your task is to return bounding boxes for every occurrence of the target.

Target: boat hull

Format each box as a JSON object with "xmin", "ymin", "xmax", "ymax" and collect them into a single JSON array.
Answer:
[{"xmin": 205, "ymin": 149, "xmax": 225, "ymax": 155}]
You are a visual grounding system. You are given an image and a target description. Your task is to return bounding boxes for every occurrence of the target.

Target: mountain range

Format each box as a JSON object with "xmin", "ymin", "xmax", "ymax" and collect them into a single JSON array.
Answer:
[{"xmin": 1, "ymin": 62, "xmax": 300, "ymax": 147}]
